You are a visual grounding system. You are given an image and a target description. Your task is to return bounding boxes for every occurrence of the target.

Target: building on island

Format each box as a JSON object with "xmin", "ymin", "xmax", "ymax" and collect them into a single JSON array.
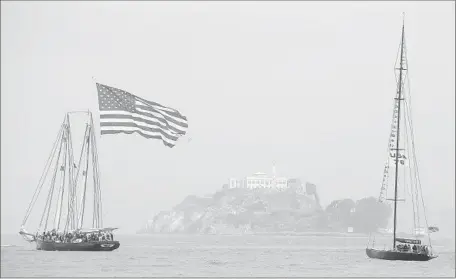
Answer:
[{"xmin": 227, "ymin": 163, "xmax": 290, "ymax": 191}]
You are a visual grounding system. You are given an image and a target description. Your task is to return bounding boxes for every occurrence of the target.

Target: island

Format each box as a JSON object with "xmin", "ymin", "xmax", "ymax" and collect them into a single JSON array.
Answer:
[{"xmin": 138, "ymin": 178, "xmax": 391, "ymax": 235}]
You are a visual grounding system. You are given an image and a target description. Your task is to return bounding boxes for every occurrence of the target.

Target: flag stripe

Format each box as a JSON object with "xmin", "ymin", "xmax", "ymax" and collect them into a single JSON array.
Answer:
[
  {"xmin": 135, "ymin": 104, "xmax": 188, "ymax": 129},
  {"xmin": 136, "ymin": 96, "xmax": 187, "ymax": 117},
  {"xmin": 136, "ymin": 98, "xmax": 188, "ymax": 121},
  {"xmin": 134, "ymin": 106, "xmax": 188, "ymax": 132},
  {"xmin": 135, "ymin": 101, "xmax": 188, "ymax": 128},
  {"xmin": 100, "ymin": 110, "xmax": 185, "ymax": 136},
  {"xmin": 100, "ymin": 122, "xmax": 180, "ymax": 142},
  {"xmin": 101, "ymin": 129, "xmax": 175, "ymax": 148}
]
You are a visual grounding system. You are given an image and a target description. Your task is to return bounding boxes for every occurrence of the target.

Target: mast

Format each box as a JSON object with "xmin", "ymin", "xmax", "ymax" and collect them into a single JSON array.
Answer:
[
  {"xmin": 54, "ymin": 125, "xmax": 68, "ymax": 230},
  {"xmin": 78, "ymin": 124, "xmax": 91, "ymax": 229},
  {"xmin": 392, "ymin": 16, "xmax": 406, "ymax": 249},
  {"xmin": 66, "ymin": 114, "xmax": 75, "ymax": 231}
]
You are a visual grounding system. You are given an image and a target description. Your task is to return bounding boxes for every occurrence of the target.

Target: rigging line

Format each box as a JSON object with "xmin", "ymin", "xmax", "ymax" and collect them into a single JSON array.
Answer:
[
  {"xmin": 44, "ymin": 141, "xmax": 65, "ymax": 232},
  {"xmin": 379, "ymin": 38, "xmax": 405, "ymax": 204},
  {"xmin": 90, "ymin": 114, "xmax": 103, "ymax": 227},
  {"xmin": 66, "ymin": 114, "xmax": 85, "ymax": 232},
  {"xmin": 92, "ymin": 144, "xmax": 97, "ymax": 228},
  {"xmin": 22, "ymin": 123, "xmax": 63, "ymax": 220},
  {"xmin": 401, "ymin": 116, "xmax": 406, "ymax": 203},
  {"xmin": 95, "ymin": 133, "xmax": 103, "ymax": 228},
  {"xmin": 53, "ymin": 128, "xmax": 67, "ymax": 228},
  {"xmin": 379, "ymin": 95, "xmax": 399, "ymax": 202},
  {"xmin": 64, "ymin": 119, "xmax": 75, "ymax": 233},
  {"xmin": 53, "ymin": 144, "xmax": 66, "ymax": 230},
  {"xmin": 408, "ymin": 101, "xmax": 430, "ymax": 237},
  {"xmin": 401, "ymin": 39, "xmax": 421, "ymax": 231},
  {"xmin": 79, "ymin": 126, "xmax": 91, "ymax": 229},
  {"xmin": 22, "ymin": 123, "xmax": 65, "ymax": 226},
  {"xmin": 88, "ymin": 114, "xmax": 100, "ymax": 228},
  {"xmin": 67, "ymin": 117, "xmax": 78, "ymax": 231},
  {"xmin": 90, "ymin": 134, "xmax": 96, "ymax": 228},
  {"xmin": 63, "ymin": 144, "xmax": 70, "ymax": 233},
  {"xmin": 56, "ymin": 129, "xmax": 69, "ymax": 230},
  {"xmin": 74, "ymin": 124, "xmax": 90, "ymax": 227},
  {"xmin": 393, "ymin": 38, "xmax": 404, "ymax": 90},
  {"xmin": 405, "ymin": 101, "xmax": 421, "ymax": 231},
  {"xmin": 92, "ymin": 130, "xmax": 102, "ymax": 228},
  {"xmin": 403, "ymin": 103, "xmax": 418, "ymax": 233},
  {"xmin": 41, "ymin": 133, "xmax": 65, "ymax": 232},
  {"xmin": 394, "ymin": 40, "xmax": 402, "ymax": 77},
  {"xmin": 96, "ymin": 139, "xmax": 102, "ymax": 227},
  {"xmin": 91, "ymin": 127, "xmax": 98, "ymax": 228},
  {"xmin": 36, "ymin": 128, "xmax": 64, "ymax": 231},
  {"xmin": 403, "ymin": 54, "xmax": 422, "ymax": 232},
  {"xmin": 63, "ymin": 115, "xmax": 71, "ymax": 232},
  {"xmin": 73, "ymin": 127, "xmax": 89, "ymax": 191},
  {"xmin": 65, "ymin": 118, "xmax": 78, "ymax": 232},
  {"xmin": 403, "ymin": 61, "xmax": 433, "ymax": 249}
]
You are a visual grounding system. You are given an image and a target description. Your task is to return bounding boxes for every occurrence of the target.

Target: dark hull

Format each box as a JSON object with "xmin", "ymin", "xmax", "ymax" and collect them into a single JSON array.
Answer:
[
  {"xmin": 366, "ymin": 248, "xmax": 436, "ymax": 261},
  {"xmin": 36, "ymin": 239, "xmax": 120, "ymax": 251}
]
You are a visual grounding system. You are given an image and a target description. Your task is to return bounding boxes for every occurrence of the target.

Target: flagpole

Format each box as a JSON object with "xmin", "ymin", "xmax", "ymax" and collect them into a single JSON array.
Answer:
[
  {"xmin": 90, "ymin": 75, "xmax": 104, "ymax": 228},
  {"xmin": 91, "ymin": 75, "xmax": 99, "ymax": 133}
]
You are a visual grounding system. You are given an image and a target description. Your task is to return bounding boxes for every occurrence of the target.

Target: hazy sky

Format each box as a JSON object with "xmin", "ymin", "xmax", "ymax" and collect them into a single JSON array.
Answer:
[{"xmin": 1, "ymin": 1, "xmax": 454, "ymax": 235}]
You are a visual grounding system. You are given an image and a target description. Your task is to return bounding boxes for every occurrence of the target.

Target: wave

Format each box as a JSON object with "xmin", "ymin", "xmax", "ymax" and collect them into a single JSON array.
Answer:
[
  {"xmin": 207, "ymin": 259, "xmax": 228, "ymax": 266},
  {"xmin": 1, "ymin": 244, "xmax": 18, "ymax": 247}
]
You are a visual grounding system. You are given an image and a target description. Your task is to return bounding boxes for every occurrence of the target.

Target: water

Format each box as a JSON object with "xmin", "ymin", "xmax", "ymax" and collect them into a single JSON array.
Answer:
[{"xmin": 1, "ymin": 234, "xmax": 454, "ymax": 277}]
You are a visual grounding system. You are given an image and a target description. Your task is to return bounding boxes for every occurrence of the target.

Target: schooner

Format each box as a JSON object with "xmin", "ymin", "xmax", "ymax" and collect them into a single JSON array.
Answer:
[{"xmin": 19, "ymin": 111, "xmax": 120, "ymax": 251}]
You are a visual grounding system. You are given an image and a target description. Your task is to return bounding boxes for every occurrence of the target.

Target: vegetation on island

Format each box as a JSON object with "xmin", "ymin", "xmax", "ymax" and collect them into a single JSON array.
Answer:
[{"xmin": 139, "ymin": 185, "xmax": 392, "ymax": 235}]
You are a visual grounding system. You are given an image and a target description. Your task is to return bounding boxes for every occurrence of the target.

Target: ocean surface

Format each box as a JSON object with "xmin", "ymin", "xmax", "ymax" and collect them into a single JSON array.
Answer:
[{"xmin": 1, "ymin": 233, "xmax": 455, "ymax": 277}]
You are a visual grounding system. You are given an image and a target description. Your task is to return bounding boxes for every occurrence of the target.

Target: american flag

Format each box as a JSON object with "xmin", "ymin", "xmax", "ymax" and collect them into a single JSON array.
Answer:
[{"xmin": 96, "ymin": 83, "xmax": 188, "ymax": 148}]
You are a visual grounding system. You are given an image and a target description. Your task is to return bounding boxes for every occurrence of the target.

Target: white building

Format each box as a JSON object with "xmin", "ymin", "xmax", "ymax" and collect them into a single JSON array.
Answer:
[{"xmin": 227, "ymin": 164, "xmax": 289, "ymax": 191}]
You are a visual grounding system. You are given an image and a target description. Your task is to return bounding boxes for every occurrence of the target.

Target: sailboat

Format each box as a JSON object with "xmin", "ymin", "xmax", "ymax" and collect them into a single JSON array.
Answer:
[
  {"xmin": 19, "ymin": 111, "xmax": 120, "ymax": 251},
  {"xmin": 365, "ymin": 16, "xmax": 436, "ymax": 261}
]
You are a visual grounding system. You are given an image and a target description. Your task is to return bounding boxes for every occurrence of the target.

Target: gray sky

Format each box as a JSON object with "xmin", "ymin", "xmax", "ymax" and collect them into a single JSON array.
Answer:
[{"xmin": 1, "ymin": 1, "xmax": 454, "ymax": 235}]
